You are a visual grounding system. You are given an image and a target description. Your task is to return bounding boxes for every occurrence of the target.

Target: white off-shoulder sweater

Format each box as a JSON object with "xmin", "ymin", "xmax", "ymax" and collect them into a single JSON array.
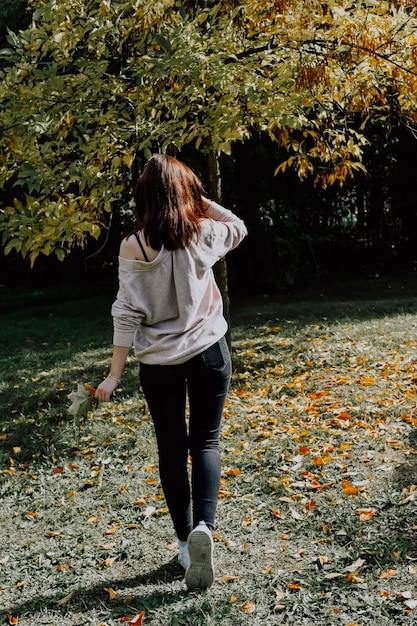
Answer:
[{"xmin": 111, "ymin": 201, "xmax": 247, "ymax": 365}]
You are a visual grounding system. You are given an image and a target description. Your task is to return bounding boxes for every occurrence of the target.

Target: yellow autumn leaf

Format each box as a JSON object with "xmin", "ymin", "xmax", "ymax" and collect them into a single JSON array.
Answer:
[
  {"xmin": 103, "ymin": 587, "xmax": 117, "ymax": 600},
  {"xmin": 359, "ymin": 376, "xmax": 375, "ymax": 385}
]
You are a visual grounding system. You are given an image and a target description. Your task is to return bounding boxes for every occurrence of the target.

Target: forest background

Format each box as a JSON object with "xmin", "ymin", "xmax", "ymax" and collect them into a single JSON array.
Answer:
[{"xmin": 1, "ymin": 0, "xmax": 417, "ymax": 295}]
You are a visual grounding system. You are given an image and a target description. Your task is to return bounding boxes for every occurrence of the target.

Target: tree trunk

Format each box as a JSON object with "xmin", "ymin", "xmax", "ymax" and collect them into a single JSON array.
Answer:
[{"xmin": 206, "ymin": 150, "xmax": 231, "ymax": 347}]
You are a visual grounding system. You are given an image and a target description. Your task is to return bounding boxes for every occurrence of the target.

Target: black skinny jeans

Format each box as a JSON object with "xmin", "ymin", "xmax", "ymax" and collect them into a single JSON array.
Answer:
[{"xmin": 139, "ymin": 336, "xmax": 231, "ymax": 542}]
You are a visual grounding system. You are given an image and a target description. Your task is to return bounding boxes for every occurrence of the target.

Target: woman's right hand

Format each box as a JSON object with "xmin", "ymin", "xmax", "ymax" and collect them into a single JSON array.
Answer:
[{"xmin": 95, "ymin": 376, "xmax": 119, "ymax": 402}]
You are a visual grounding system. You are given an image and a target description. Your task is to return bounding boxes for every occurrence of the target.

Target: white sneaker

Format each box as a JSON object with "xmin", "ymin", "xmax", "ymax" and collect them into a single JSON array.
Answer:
[
  {"xmin": 185, "ymin": 521, "xmax": 214, "ymax": 590},
  {"xmin": 178, "ymin": 541, "xmax": 190, "ymax": 570}
]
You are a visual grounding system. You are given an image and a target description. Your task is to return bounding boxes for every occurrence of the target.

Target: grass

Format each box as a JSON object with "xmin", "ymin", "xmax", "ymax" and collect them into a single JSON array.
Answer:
[{"xmin": 1, "ymin": 275, "xmax": 417, "ymax": 625}]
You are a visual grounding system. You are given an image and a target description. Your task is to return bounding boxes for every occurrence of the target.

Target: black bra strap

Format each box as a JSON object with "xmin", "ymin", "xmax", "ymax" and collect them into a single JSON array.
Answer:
[{"xmin": 134, "ymin": 232, "xmax": 149, "ymax": 262}]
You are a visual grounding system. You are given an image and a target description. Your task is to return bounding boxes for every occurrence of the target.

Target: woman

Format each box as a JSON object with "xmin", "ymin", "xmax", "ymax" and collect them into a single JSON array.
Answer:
[{"xmin": 95, "ymin": 153, "xmax": 247, "ymax": 590}]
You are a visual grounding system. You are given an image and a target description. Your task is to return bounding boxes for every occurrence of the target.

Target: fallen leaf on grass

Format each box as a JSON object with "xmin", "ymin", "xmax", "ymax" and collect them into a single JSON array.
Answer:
[
  {"xmin": 104, "ymin": 523, "xmax": 120, "ymax": 535},
  {"xmin": 224, "ymin": 468, "xmax": 241, "ymax": 476},
  {"xmin": 57, "ymin": 591, "xmax": 75, "ymax": 605},
  {"xmin": 341, "ymin": 480, "xmax": 361, "ymax": 496},
  {"xmin": 103, "ymin": 587, "xmax": 117, "ymax": 600},
  {"xmin": 405, "ymin": 600, "xmax": 417, "ymax": 610},
  {"xmin": 344, "ymin": 558, "xmax": 366, "ymax": 573},
  {"xmin": 126, "ymin": 612, "xmax": 145, "ymax": 625},
  {"xmin": 397, "ymin": 591, "xmax": 412, "ymax": 599},
  {"xmin": 318, "ymin": 555, "xmax": 331, "ymax": 566},
  {"xmin": 355, "ymin": 508, "xmax": 375, "ymax": 521},
  {"xmin": 220, "ymin": 575, "xmax": 239, "ymax": 583},
  {"xmin": 239, "ymin": 601, "xmax": 255, "ymax": 612},
  {"xmin": 345, "ymin": 573, "xmax": 364, "ymax": 583},
  {"xmin": 380, "ymin": 569, "xmax": 398, "ymax": 578},
  {"xmin": 7, "ymin": 615, "xmax": 18, "ymax": 625}
]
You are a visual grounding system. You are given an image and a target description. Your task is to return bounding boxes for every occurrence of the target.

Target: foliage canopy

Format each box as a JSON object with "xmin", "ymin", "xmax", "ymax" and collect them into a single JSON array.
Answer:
[{"xmin": 1, "ymin": 0, "xmax": 416, "ymax": 263}]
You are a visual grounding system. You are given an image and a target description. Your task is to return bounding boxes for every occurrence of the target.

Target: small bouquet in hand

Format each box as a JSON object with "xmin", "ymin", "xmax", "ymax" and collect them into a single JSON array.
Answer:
[{"xmin": 68, "ymin": 383, "xmax": 97, "ymax": 419}]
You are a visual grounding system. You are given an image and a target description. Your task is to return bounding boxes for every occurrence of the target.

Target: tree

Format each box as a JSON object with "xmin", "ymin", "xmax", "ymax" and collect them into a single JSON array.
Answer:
[{"xmin": 0, "ymin": 0, "xmax": 416, "ymax": 265}]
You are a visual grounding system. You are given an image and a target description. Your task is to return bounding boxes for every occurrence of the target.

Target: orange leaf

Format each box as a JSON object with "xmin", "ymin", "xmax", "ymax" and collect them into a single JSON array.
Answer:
[
  {"xmin": 127, "ymin": 612, "xmax": 145, "ymax": 625},
  {"xmin": 338, "ymin": 412, "xmax": 351, "ymax": 420},
  {"xmin": 312, "ymin": 457, "xmax": 325, "ymax": 466},
  {"xmin": 304, "ymin": 501, "xmax": 316, "ymax": 510},
  {"xmin": 239, "ymin": 601, "xmax": 255, "ymax": 612},
  {"xmin": 224, "ymin": 468, "xmax": 241, "ymax": 476},
  {"xmin": 380, "ymin": 569, "xmax": 398, "ymax": 579},
  {"xmin": 299, "ymin": 447, "xmax": 309, "ymax": 455},
  {"xmin": 7, "ymin": 615, "xmax": 18, "ymax": 625},
  {"xmin": 220, "ymin": 575, "xmax": 239, "ymax": 583},
  {"xmin": 345, "ymin": 573, "xmax": 364, "ymax": 583},
  {"xmin": 287, "ymin": 583, "xmax": 300, "ymax": 589},
  {"xmin": 272, "ymin": 510, "xmax": 283, "ymax": 518},
  {"xmin": 341, "ymin": 480, "xmax": 361, "ymax": 496}
]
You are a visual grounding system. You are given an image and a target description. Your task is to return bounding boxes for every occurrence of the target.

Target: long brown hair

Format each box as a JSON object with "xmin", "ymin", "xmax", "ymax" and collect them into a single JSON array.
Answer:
[{"xmin": 133, "ymin": 154, "xmax": 207, "ymax": 250}]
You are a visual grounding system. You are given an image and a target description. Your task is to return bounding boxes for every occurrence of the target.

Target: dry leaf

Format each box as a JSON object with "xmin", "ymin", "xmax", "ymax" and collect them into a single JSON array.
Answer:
[
  {"xmin": 355, "ymin": 508, "xmax": 375, "ymax": 522},
  {"xmin": 405, "ymin": 600, "xmax": 417, "ymax": 610},
  {"xmin": 67, "ymin": 383, "xmax": 96, "ymax": 418},
  {"xmin": 319, "ymin": 555, "xmax": 331, "ymax": 566},
  {"xmin": 103, "ymin": 587, "xmax": 117, "ymax": 600},
  {"xmin": 344, "ymin": 558, "xmax": 366, "ymax": 573},
  {"xmin": 104, "ymin": 523, "xmax": 120, "ymax": 535},
  {"xmin": 380, "ymin": 569, "xmax": 398, "ymax": 578},
  {"xmin": 127, "ymin": 612, "xmax": 145, "ymax": 625},
  {"xmin": 7, "ymin": 615, "xmax": 18, "ymax": 625},
  {"xmin": 220, "ymin": 575, "xmax": 239, "ymax": 583},
  {"xmin": 346, "ymin": 573, "xmax": 364, "ymax": 583},
  {"xmin": 289, "ymin": 507, "xmax": 303, "ymax": 520},
  {"xmin": 239, "ymin": 601, "xmax": 255, "ymax": 612},
  {"xmin": 341, "ymin": 480, "xmax": 361, "ymax": 496},
  {"xmin": 57, "ymin": 591, "xmax": 75, "ymax": 605}
]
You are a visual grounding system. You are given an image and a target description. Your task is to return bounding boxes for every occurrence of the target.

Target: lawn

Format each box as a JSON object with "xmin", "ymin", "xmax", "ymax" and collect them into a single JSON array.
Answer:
[{"xmin": 1, "ymin": 276, "xmax": 417, "ymax": 626}]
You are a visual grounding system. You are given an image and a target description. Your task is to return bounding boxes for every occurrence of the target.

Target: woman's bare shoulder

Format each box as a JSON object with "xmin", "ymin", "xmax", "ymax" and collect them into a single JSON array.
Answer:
[
  {"xmin": 119, "ymin": 234, "xmax": 140, "ymax": 260},
  {"xmin": 119, "ymin": 233, "xmax": 161, "ymax": 261}
]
